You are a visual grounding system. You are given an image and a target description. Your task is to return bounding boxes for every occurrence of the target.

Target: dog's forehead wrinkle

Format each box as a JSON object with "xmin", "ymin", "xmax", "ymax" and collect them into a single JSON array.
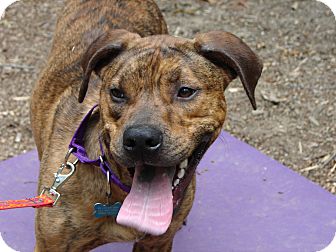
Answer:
[
  {"xmin": 164, "ymin": 46, "xmax": 194, "ymax": 62},
  {"xmin": 107, "ymin": 49, "xmax": 188, "ymax": 91},
  {"xmin": 138, "ymin": 34, "xmax": 193, "ymax": 47}
]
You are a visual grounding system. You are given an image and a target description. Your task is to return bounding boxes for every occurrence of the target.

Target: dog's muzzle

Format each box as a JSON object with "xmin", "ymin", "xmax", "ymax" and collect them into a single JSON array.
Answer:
[{"xmin": 123, "ymin": 125, "xmax": 163, "ymax": 161}]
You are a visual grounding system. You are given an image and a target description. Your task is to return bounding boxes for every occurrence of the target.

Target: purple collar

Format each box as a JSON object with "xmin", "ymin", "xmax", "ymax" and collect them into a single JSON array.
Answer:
[{"xmin": 68, "ymin": 105, "xmax": 131, "ymax": 193}]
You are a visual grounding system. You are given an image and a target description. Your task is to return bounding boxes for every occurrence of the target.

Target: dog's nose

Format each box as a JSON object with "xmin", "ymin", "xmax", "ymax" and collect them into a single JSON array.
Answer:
[{"xmin": 123, "ymin": 125, "xmax": 162, "ymax": 159}]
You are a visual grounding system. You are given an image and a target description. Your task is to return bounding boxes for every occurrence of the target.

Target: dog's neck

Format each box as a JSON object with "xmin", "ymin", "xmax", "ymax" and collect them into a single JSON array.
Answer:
[
  {"xmin": 82, "ymin": 110, "xmax": 102, "ymax": 160},
  {"xmin": 82, "ymin": 110, "xmax": 132, "ymax": 199}
]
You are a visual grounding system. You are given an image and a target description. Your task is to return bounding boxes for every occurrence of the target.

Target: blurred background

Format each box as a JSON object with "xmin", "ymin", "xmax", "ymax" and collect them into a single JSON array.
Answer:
[{"xmin": 0, "ymin": 0, "xmax": 335, "ymax": 193}]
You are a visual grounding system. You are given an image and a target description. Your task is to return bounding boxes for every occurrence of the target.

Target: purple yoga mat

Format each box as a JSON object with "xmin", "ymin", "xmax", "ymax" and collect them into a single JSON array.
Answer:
[{"xmin": 0, "ymin": 131, "xmax": 335, "ymax": 251}]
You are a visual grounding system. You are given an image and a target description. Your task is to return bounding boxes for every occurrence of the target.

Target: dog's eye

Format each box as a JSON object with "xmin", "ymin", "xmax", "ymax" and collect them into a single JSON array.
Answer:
[
  {"xmin": 177, "ymin": 87, "xmax": 197, "ymax": 99},
  {"xmin": 110, "ymin": 88, "xmax": 126, "ymax": 102}
]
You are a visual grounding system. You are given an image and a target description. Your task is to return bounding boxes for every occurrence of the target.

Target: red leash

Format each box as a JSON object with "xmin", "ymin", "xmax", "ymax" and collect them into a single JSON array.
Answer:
[
  {"xmin": 0, "ymin": 194, "xmax": 54, "ymax": 210},
  {"xmin": 0, "ymin": 148, "xmax": 78, "ymax": 211}
]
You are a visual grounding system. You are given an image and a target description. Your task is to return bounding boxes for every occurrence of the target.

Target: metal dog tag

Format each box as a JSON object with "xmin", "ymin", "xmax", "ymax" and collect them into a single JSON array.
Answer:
[
  {"xmin": 93, "ymin": 169, "xmax": 121, "ymax": 218},
  {"xmin": 93, "ymin": 202, "xmax": 121, "ymax": 218}
]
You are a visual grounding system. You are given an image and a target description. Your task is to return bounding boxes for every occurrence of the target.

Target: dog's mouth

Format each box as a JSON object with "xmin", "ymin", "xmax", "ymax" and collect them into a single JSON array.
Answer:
[
  {"xmin": 125, "ymin": 140, "xmax": 207, "ymax": 195},
  {"xmin": 116, "ymin": 138, "xmax": 210, "ymax": 236}
]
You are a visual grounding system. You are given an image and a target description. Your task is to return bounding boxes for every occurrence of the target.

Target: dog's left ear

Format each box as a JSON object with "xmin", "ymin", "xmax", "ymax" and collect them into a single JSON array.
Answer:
[
  {"xmin": 79, "ymin": 29, "xmax": 140, "ymax": 103},
  {"xmin": 194, "ymin": 31, "xmax": 263, "ymax": 109}
]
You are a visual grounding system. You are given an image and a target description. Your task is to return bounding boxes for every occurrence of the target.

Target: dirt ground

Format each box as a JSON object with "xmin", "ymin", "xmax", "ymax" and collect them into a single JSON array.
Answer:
[{"xmin": 0, "ymin": 0, "xmax": 335, "ymax": 193}]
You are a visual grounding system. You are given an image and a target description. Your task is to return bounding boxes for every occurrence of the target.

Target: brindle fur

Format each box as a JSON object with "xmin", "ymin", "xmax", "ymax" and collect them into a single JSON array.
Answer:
[{"xmin": 31, "ymin": 0, "xmax": 262, "ymax": 251}]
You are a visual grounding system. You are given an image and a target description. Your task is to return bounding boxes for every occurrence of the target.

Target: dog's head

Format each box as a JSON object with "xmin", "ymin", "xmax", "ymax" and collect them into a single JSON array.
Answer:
[{"xmin": 80, "ymin": 29, "xmax": 262, "ymax": 235}]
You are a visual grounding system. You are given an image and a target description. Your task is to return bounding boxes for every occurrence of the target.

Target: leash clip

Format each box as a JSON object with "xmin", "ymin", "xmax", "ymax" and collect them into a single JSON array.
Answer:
[{"xmin": 40, "ymin": 148, "xmax": 78, "ymax": 206}]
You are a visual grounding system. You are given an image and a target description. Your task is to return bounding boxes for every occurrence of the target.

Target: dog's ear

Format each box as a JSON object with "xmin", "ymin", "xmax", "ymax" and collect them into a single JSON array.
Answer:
[
  {"xmin": 194, "ymin": 31, "xmax": 263, "ymax": 109},
  {"xmin": 79, "ymin": 29, "xmax": 140, "ymax": 103}
]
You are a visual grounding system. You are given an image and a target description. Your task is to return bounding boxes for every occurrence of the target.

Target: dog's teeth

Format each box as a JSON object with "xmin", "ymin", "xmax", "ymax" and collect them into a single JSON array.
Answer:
[
  {"xmin": 179, "ymin": 159, "xmax": 188, "ymax": 169},
  {"xmin": 173, "ymin": 179, "xmax": 180, "ymax": 187},
  {"xmin": 177, "ymin": 169, "xmax": 185, "ymax": 179},
  {"xmin": 172, "ymin": 186, "xmax": 175, "ymax": 190}
]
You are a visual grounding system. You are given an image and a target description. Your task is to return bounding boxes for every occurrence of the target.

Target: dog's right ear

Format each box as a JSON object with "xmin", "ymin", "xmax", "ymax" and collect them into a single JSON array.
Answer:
[
  {"xmin": 79, "ymin": 29, "xmax": 140, "ymax": 103},
  {"xmin": 194, "ymin": 31, "xmax": 263, "ymax": 110}
]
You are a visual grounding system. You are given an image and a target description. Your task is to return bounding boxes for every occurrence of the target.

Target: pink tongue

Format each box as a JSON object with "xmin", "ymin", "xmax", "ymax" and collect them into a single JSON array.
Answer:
[{"xmin": 116, "ymin": 165, "xmax": 173, "ymax": 236}]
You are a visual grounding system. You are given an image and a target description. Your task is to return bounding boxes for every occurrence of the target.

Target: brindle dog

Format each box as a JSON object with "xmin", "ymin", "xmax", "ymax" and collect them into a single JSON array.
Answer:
[{"xmin": 31, "ymin": 0, "xmax": 262, "ymax": 251}]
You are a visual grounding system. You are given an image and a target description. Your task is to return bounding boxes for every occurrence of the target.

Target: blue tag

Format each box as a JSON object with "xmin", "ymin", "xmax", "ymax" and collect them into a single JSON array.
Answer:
[{"xmin": 93, "ymin": 202, "xmax": 121, "ymax": 218}]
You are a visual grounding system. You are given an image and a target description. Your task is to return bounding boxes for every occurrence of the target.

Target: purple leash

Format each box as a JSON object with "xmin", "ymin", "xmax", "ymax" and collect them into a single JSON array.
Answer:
[{"xmin": 69, "ymin": 105, "xmax": 131, "ymax": 193}]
